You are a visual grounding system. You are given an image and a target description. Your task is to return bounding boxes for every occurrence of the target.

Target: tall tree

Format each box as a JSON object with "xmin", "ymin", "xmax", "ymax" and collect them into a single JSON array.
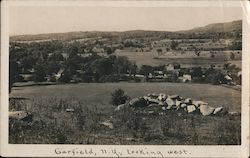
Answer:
[{"xmin": 33, "ymin": 64, "xmax": 46, "ymax": 82}]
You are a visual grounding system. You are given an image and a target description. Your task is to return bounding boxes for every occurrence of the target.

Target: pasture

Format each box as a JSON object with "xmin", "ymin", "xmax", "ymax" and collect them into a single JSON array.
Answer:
[
  {"xmin": 11, "ymin": 82, "xmax": 241, "ymax": 112},
  {"xmin": 9, "ymin": 82, "xmax": 241, "ymax": 145},
  {"xmin": 114, "ymin": 50, "xmax": 241, "ymax": 68}
]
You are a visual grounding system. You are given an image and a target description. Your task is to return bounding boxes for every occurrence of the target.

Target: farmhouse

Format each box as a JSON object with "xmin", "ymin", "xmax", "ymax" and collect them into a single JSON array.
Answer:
[
  {"xmin": 147, "ymin": 71, "xmax": 167, "ymax": 82},
  {"xmin": 178, "ymin": 74, "xmax": 192, "ymax": 83}
]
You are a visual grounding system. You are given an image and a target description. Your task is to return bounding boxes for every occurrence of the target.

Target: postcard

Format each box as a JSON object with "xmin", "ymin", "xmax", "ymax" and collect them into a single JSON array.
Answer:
[{"xmin": 1, "ymin": 0, "xmax": 249, "ymax": 157}]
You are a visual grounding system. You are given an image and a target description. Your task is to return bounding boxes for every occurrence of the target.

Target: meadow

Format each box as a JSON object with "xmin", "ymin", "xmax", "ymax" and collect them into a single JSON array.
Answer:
[
  {"xmin": 10, "ymin": 82, "xmax": 241, "ymax": 112},
  {"xmin": 114, "ymin": 50, "xmax": 241, "ymax": 68},
  {"xmin": 9, "ymin": 82, "xmax": 241, "ymax": 145}
]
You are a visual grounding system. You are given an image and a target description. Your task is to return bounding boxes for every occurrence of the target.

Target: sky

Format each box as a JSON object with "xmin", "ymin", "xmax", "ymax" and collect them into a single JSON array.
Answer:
[{"xmin": 9, "ymin": 6, "xmax": 242, "ymax": 36}]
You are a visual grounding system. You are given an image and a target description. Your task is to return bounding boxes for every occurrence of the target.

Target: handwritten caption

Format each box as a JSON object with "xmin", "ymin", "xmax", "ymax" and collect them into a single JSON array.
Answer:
[{"xmin": 54, "ymin": 147, "xmax": 190, "ymax": 157}]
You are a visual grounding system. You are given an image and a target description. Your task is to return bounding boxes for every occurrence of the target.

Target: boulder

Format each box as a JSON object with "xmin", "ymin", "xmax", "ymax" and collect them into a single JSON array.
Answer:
[
  {"xmin": 199, "ymin": 105, "xmax": 215, "ymax": 116},
  {"xmin": 9, "ymin": 111, "xmax": 33, "ymax": 122},
  {"xmin": 165, "ymin": 98, "xmax": 175, "ymax": 106},
  {"xmin": 180, "ymin": 103, "xmax": 187, "ymax": 109},
  {"xmin": 176, "ymin": 100, "xmax": 183, "ymax": 108},
  {"xmin": 129, "ymin": 97, "xmax": 148, "ymax": 108},
  {"xmin": 184, "ymin": 98, "xmax": 192, "ymax": 104},
  {"xmin": 213, "ymin": 107, "xmax": 228, "ymax": 116},
  {"xmin": 158, "ymin": 101, "xmax": 166, "ymax": 106},
  {"xmin": 166, "ymin": 106, "xmax": 172, "ymax": 110},
  {"xmin": 143, "ymin": 96, "xmax": 149, "ymax": 100},
  {"xmin": 169, "ymin": 94, "xmax": 180, "ymax": 100},
  {"xmin": 193, "ymin": 100, "xmax": 208, "ymax": 107},
  {"xmin": 165, "ymin": 98, "xmax": 175, "ymax": 110},
  {"xmin": 147, "ymin": 93, "xmax": 159, "ymax": 99},
  {"xmin": 186, "ymin": 105, "xmax": 197, "ymax": 114},
  {"xmin": 158, "ymin": 93, "xmax": 167, "ymax": 101}
]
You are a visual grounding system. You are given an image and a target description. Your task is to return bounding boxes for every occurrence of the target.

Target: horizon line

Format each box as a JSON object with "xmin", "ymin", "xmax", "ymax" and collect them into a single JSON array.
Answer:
[{"xmin": 10, "ymin": 19, "xmax": 242, "ymax": 37}]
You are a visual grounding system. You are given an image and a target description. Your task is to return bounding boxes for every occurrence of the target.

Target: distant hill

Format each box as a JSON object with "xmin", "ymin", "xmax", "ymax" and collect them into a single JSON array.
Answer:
[
  {"xmin": 10, "ymin": 20, "xmax": 242, "ymax": 42},
  {"xmin": 10, "ymin": 30, "xmax": 176, "ymax": 42},
  {"xmin": 178, "ymin": 20, "xmax": 242, "ymax": 34}
]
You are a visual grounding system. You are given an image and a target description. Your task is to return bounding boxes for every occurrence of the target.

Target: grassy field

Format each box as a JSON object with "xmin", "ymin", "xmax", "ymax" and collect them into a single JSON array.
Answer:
[
  {"xmin": 9, "ymin": 82, "xmax": 241, "ymax": 145},
  {"xmin": 11, "ymin": 82, "xmax": 241, "ymax": 112},
  {"xmin": 114, "ymin": 50, "xmax": 241, "ymax": 68}
]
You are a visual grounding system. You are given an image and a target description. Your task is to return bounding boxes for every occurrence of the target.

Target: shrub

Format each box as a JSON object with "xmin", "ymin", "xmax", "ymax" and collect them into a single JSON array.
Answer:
[{"xmin": 111, "ymin": 89, "xmax": 129, "ymax": 106}]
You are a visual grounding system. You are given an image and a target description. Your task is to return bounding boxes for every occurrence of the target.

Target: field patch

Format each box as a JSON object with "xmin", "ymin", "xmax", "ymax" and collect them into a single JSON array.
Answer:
[
  {"xmin": 11, "ymin": 82, "xmax": 241, "ymax": 112},
  {"xmin": 114, "ymin": 50, "xmax": 241, "ymax": 68}
]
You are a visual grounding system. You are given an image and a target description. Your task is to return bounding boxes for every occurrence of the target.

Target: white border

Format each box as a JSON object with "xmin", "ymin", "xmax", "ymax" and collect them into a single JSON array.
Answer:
[{"xmin": 1, "ymin": 0, "xmax": 249, "ymax": 157}]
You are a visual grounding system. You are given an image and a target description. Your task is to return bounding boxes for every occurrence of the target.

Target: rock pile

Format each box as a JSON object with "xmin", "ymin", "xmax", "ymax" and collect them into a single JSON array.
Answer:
[{"xmin": 115, "ymin": 93, "xmax": 230, "ymax": 116}]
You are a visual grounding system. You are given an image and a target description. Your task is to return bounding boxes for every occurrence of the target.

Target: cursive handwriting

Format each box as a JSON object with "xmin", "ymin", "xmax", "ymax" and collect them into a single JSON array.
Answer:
[{"xmin": 54, "ymin": 147, "xmax": 190, "ymax": 157}]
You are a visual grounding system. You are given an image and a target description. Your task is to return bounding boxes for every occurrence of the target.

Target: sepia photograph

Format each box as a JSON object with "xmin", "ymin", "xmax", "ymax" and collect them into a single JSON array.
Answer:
[{"xmin": 1, "ymin": 0, "xmax": 249, "ymax": 157}]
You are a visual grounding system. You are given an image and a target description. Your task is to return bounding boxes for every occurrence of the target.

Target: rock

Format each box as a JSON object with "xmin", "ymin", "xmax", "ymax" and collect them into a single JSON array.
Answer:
[
  {"xmin": 129, "ymin": 97, "xmax": 148, "ymax": 108},
  {"xmin": 9, "ymin": 111, "xmax": 33, "ymax": 122},
  {"xmin": 148, "ymin": 103, "xmax": 158, "ymax": 107},
  {"xmin": 115, "ymin": 104, "xmax": 128, "ymax": 111},
  {"xmin": 213, "ymin": 107, "xmax": 223, "ymax": 115},
  {"xmin": 147, "ymin": 98, "xmax": 160, "ymax": 104},
  {"xmin": 143, "ymin": 96, "xmax": 149, "ymax": 100},
  {"xmin": 186, "ymin": 105, "xmax": 197, "ymax": 114},
  {"xmin": 176, "ymin": 100, "xmax": 183, "ymax": 108},
  {"xmin": 166, "ymin": 106, "xmax": 172, "ymax": 110},
  {"xmin": 158, "ymin": 101, "xmax": 166, "ymax": 106},
  {"xmin": 213, "ymin": 107, "xmax": 228, "ymax": 116},
  {"xmin": 193, "ymin": 101, "xmax": 208, "ymax": 107},
  {"xmin": 184, "ymin": 98, "xmax": 192, "ymax": 104},
  {"xmin": 169, "ymin": 94, "xmax": 180, "ymax": 100},
  {"xmin": 100, "ymin": 120, "xmax": 113, "ymax": 129},
  {"xmin": 162, "ymin": 106, "xmax": 167, "ymax": 110},
  {"xmin": 180, "ymin": 103, "xmax": 187, "ymax": 109},
  {"xmin": 166, "ymin": 98, "xmax": 175, "ymax": 107},
  {"xmin": 147, "ymin": 93, "xmax": 159, "ymax": 99},
  {"xmin": 158, "ymin": 93, "xmax": 167, "ymax": 101},
  {"xmin": 199, "ymin": 105, "xmax": 215, "ymax": 116}
]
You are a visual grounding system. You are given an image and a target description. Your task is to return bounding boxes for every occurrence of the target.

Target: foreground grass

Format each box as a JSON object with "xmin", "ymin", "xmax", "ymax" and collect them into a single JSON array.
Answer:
[{"xmin": 9, "ymin": 98, "xmax": 241, "ymax": 145}]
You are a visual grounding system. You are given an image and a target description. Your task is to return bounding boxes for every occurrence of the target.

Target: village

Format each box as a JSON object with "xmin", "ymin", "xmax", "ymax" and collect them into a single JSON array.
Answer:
[{"xmin": 11, "ymin": 33, "xmax": 242, "ymax": 89}]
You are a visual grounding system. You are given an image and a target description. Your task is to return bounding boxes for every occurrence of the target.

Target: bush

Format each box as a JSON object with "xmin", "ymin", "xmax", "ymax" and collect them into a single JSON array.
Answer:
[
  {"xmin": 111, "ymin": 89, "xmax": 129, "ymax": 106},
  {"xmin": 59, "ymin": 72, "xmax": 71, "ymax": 83}
]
